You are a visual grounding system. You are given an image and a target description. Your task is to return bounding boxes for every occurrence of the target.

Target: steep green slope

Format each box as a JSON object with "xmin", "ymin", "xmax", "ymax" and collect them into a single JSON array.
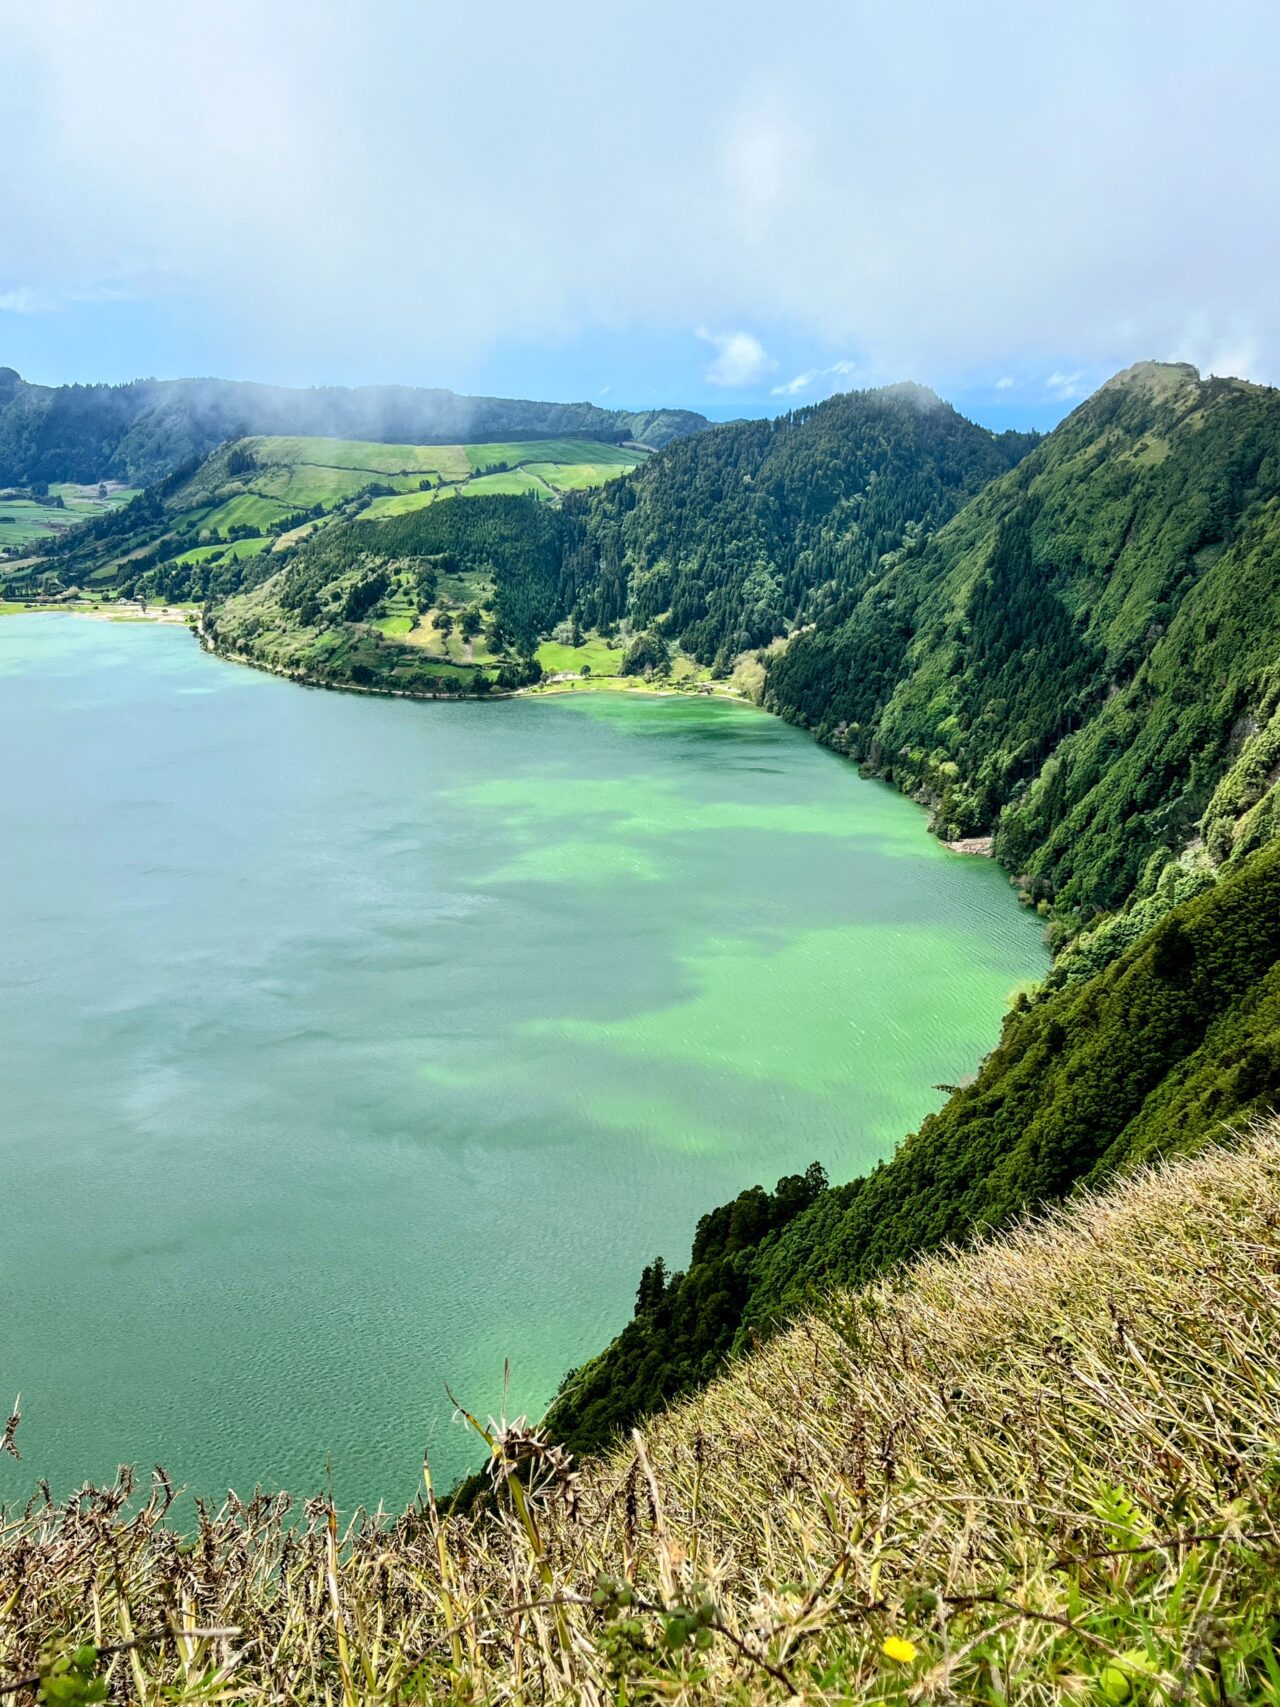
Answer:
[
  {"xmin": 556, "ymin": 384, "xmax": 1036, "ymax": 668},
  {"xmin": 0, "ymin": 365, "xmax": 705, "ymax": 487},
  {"xmin": 548, "ymin": 834, "xmax": 1280, "ymax": 1457},
  {"xmin": 765, "ymin": 363, "xmax": 1280, "ymax": 924}
]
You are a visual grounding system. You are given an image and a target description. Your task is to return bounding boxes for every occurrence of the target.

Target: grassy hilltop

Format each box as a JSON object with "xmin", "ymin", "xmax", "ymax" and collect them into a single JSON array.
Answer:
[{"xmin": 6, "ymin": 1129, "xmax": 1280, "ymax": 1702}]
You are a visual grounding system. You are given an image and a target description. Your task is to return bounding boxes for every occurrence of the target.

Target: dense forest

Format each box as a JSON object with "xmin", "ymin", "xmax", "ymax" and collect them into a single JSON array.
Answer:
[
  {"xmin": 764, "ymin": 363, "xmax": 1280, "ymax": 926},
  {"xmin": 0, "ymin": 365, "xmax": 705, "ymax": 486},
  {"xmin": 554, "ymin": 385, "xmax": 1036, "ymax": 669}
]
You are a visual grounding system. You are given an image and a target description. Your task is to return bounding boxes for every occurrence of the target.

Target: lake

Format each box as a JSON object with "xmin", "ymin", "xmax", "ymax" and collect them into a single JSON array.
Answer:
[{"xmin": 0, "ymin": 614, "xmax": 1046, "ymax": 1509}]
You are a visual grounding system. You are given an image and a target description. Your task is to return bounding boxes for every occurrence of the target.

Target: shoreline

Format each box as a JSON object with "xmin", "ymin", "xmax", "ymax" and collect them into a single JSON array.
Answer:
[{"xmin": 6, "ymin": 604, "xmax": 1008, "ymax": 870}]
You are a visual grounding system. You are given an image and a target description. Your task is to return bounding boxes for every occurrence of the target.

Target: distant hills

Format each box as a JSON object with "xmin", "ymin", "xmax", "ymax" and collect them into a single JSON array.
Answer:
[{"xmin": 0, "ymin": 365, "xmax": 707, "ymax": 487}]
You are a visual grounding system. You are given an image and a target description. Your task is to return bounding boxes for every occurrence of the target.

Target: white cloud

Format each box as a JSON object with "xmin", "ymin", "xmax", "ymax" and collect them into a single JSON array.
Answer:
[
  {"xmin": 0, "ymin": 287, "xmax": 48, "ymax": 314},
  {"xmin": 995, "ymin": 375, "xmax": 1015, "ymax": 390},
  {"xmin": 1046, "ymin": 370, "xmax": 1089, "ymax": 400},
  {"xmin": 698, "ymin": 328, "xmax": 776, "ymax": 388},
  {"xmin": 720, "ymin": 111, "xmax": 812, "ymax": 240},
  {"xmin": 773, "ymin": 369, "xmax": 818, "ymax": 396},
  {"xmin": 771, "ymin": 358, "xmax": 856, "ymax": 397},
  {"xmin": 4, "ymin": 2, "xmax": 1280, "ymax": 396}
]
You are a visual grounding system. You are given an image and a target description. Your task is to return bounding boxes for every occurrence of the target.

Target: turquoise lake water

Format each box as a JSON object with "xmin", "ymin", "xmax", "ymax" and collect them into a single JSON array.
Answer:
[{"xmin": 0, "ymin": 614, "xmax": 1046, "ymax": 1509}]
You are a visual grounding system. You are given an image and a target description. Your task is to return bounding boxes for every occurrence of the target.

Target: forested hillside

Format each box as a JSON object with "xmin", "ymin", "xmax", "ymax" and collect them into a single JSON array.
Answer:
[
  {"xmin": 765, "ymin": 364, "xmax": 1280, "ymax": 924},
  {"xmin": 0, "ymin": 365, "xmax": 704, "ymax": 487},
  {"xmin": 210, "ymin": 493, "xmax": 564, "ymax": 693},
  {"xmin": 555, "ymin": 385, "xmax": 1036, "ymax": 670}
]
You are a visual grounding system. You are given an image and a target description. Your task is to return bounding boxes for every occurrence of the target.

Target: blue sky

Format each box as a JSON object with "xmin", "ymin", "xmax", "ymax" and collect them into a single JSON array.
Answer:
[{"xmin": 4, "ymin": 0, "xmax": 1278, "ymax": 433}]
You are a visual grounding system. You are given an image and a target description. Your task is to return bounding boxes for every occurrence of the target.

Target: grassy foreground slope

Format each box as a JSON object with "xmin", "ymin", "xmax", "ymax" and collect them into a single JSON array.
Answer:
[{"xmin": 7, "ymin": 1130, "xmax": 1280, "ymax": 1702}]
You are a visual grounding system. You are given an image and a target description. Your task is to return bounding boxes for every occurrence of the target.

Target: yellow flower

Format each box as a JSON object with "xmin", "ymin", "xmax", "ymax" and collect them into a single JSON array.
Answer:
[{"xmin": 882, "ymin": 1635, "xmax": 918, "ymax": 1664}]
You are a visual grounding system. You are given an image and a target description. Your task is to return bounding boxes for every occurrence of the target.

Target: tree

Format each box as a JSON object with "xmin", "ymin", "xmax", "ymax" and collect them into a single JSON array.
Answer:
[
  {"xmin": 636, "ymin": 1257, "xmax": 668, "ymax": 1314},
  {"xmin": 621, "ymin": 629, "xmax": 670, "ymax": 677}
]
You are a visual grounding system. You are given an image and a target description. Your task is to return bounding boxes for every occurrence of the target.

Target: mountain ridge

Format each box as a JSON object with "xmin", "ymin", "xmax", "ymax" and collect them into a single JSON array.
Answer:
[{"xmin": 0, "ymin": 366, "xmax": 708, "ymax": 487}]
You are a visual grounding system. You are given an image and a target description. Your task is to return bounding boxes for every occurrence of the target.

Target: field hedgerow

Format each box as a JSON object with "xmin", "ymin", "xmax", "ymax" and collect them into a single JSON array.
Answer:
[{"xmin": 5, "ymin": 1125, "xmax": 1280, "ymax": 1703}]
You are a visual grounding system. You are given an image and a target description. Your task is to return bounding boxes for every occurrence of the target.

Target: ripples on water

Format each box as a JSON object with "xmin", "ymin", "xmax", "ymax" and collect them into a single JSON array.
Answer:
[{"xmin": 0, "ymin": 615, "xmax": 1046, "ymax": 1507}]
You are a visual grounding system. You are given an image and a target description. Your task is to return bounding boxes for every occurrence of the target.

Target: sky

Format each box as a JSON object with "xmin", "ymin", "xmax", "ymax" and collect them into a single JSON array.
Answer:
[{"xmin": 3, "ymin": 0, "xmax": 1279, "ymax": 432}]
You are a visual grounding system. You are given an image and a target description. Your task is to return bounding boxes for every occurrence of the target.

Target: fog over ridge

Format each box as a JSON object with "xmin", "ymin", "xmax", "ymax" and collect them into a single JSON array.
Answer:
[{"xmin": 3, "ymin": 0, "xmax": 1278, "ymax": 425}]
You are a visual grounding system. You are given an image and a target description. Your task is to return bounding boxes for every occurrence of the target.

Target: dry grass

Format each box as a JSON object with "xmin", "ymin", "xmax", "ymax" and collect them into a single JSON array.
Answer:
[{"xmin": 5, "ymin": 1127, "xmax": 1280, "ymax": 1702}]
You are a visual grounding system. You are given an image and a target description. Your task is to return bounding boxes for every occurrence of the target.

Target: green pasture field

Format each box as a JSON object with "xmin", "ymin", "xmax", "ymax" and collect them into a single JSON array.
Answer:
[
  {"xmin": 464, "ymin": 439, "xmax": 641, "ymax": 473},
  {"xmin": 462, "ymin": 469, "xmax": 551, "ymax": 499},
  {"xmin": 0, "ymin": 502, "xmax": 73, "ymax": 546},
  {"xmin": 524, "ymin": 460, "xmax": 634, "ymax": 492},
  {"xmin": 198, "ymin": 494, "xmax": 294, "ymax": 538},
  {"xmin": 172, "ymin": 537, "xmax": 275, "ymax": 568},
  {"xmin": 247, "ymin": 437, "xmax": 471, "ymax": 482},
  {"xmin": 535, "ymin": 636, "xmax": 624, "ymax": 675},
  {"xmin": 50, "ymin": 482, "xmax": 141, "ymax": 514},
  {"xmin": 361, "ymin": 488, "xmax": 442, "ymax": 520},
  {"xmin": 248, "ymin": 463, "xmax": 380, "ymax": 509},
  {"xmin": 1, "ymin": 483, "xmax": 139, "ymax": 549}
]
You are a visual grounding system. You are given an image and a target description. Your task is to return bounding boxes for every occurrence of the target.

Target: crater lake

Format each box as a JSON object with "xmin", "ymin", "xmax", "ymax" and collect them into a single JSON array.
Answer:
[{"xmin": 0, "ymin": 614, "xmax": 1047, "ymax": 1507}]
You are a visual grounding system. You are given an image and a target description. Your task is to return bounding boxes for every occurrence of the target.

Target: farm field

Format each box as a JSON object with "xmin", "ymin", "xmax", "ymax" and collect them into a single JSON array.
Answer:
[
  {"xmin": 524, "ymin": 459, "xmax": 631, "ymax": 492},
  {"xmin": 465, "ymin": 438, "xmax": 639, "ymax": 472},
  {"xmin": 171, "ymin": 537, "xmax": 275, "ymax": 568},
  {"xmin": 361, "ymin": 488, "xmax": 442, "ymax": 520},
  {"xmin": 52, "ymin": 482, "xmax": 142, "ymax": 514},
  {"xmin": 0, "ymin": 482, "xmax": 138, "ymax": 551},
  {"xmin": 535, "ymin": 636, "xmax": 626, "ymax": 676},
  {"xmin": 463, "ymin": 469, "xmax": 551, "ymax": 499},
  {"xmin": 247, "ymin": 437, "xmax": 471, "ymax": 481},
  {"xmin": 197, "ymin": 493, "xmax": 295, "ymax": 538}
]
